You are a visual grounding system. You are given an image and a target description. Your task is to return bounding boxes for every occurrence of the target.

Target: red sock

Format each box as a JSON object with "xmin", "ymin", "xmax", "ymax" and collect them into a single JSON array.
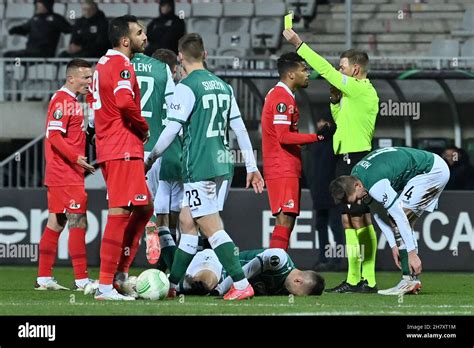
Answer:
[
  {"xmin": 117, "ymin": 208, "xmax": 154, "ymax": 273},
  {"xmin": 68, "ymin": 227, "xmax": 88, "ymax": 280},
  {"xmin": 269, "ymin": 225, "xmax": 292, "ymax": 251},
  {"xmin": 99, "ymin": 214, "xmax": 130, "ymax": 285},
  {"xmin": 38, "ymin": 227, "xmax": 61, "ymax": 277}
]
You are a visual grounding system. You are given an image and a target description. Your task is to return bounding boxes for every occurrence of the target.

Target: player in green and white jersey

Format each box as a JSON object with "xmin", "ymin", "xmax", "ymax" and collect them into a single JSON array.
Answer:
[
  {"xmin": 329, "ymin": 147, "xmax": 450, "ymax": 295},
  {"xmin": 145, "ymin": 33, "xmax": 264, "ymax": 300},
  {"xmin": 178, "ymin": 248, "xmax": 325, "ymax": 296}
]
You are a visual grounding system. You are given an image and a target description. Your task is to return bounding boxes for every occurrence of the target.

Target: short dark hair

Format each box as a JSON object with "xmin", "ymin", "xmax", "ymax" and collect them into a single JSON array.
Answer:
[
  {"xmin": 340, "ymin": 49, "xmax": 369, "ymax": 73},
  {"xmin": 306, "ymin": 271, "xmax": 325, "ymax": 296},
  {"xmin": 329, "ymin": 175, "xmax": 358, "ymax": 204},
  {"xmin": 178, "ymin": 33, "xmax": 205, "ymax": 62},
  {"xmin": 152, "ymin": 49, "xmax": 178, "ymax": 70},
  {"xmin": 66, "ymin": 59, "xmax": 92, "ymax": 76},
  {"xmin": 108, "ymin": 15, "xmax": 139, "ymax": 48},
  {"xmin": 277, "ymin": 52, "xmax": 305, "ymax": 77}
]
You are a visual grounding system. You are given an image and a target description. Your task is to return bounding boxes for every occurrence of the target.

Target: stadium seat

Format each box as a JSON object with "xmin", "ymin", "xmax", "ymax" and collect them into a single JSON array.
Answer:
[
  {"xmin": 129, "ymin": 3, "xmax": 159, "ymax": 20},
  {"xmin": 201, "ymin": 33, "xmax": 219, "ymax": 50},
  {"xmin": 58, "ymin": 33, "xmax": 71, "ymax": 54},
  {"xmin": 255, "ymin": 0, "xmax": 286, "ymax": 17},
  {"xmin": 24, "ymin": 64, "xmax": 59, "ymax": 101},
  {"xmin": 223, "ymin": 1, "xmax": 254, "ymax": 17},
  {"xmin": 219, "ymin": 18, "xmax": 251, "ymax": 35},
  {"xmin": 53, "ymin": 3, "xmax": 66, "ymax": 16},
  {"xmin": 452, "ymin": 7, "xmax": 474, "ymax": 37},
  {"xmin": 65, "ymin": 3, "xmax": 83, "ymax": 22},
  {"xmin": 175, "ymin": 1, "xmax": 191, "ymax": 18},
  {"xmin": 99, "ymin": 3, "xmax": 129, "ymax": 19},
  {"xmin": 26, "ymin": 64, "xmax": 58, "ymax": 80},
  {"xmin": 430, "ymin": 38, "xmax": 460, "ymax": 57},
  {"xmin": 415, "ymin": 138, "xmax": 453, "ymax": 156},
  {"xmin": 0, "ymin": 4, "xmax": 5, "ymax": 19},
  {"xmin": 372, "ymin": 137, "xmax": 405, "ymax": 150},
  {"xmin": 285, "ymin": 0, "xmax": 316, "ymax": 18},
  {"xmin": 6, "ymin": 34, "xmax": 28, "ymax": 52},
  {"xmin": 219, "ymin": 32, "xmax": 251, "ymax": 50},
  {"xmin": 251, "ymin": 17, "xmax": 283, "ymax": 49},
  {"xmin": 191, "ymin": 2, "xmax": 223, "ymax": 18},
  {"xmin": 5, "ymin": 3, "xmax": 34, "ymax": 19},
  {"xmin": 461, "ymin": 38, "xmax": 474, "ymax": 56},
  {"xmin": 187, "ymin": 18, "xmax": 219, "ymax": 35}
]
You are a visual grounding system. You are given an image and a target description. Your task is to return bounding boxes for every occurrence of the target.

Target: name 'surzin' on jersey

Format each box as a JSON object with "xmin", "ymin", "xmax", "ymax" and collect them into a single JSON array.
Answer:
[{"xmin": 201, "ymin": 80, "xmax": 226, "ymax": 91}]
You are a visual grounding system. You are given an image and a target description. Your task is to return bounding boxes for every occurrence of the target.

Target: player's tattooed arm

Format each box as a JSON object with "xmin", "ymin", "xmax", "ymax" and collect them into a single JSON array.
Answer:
[{"xmin": 66, "ymin": 213, "xmax": 87, "ymax": 229}]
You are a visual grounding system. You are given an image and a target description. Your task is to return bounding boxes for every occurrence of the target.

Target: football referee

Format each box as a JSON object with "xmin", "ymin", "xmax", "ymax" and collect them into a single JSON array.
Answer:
[{"xmin": 283, "ymin": 28, "xmax": 379, "ymax": 293}]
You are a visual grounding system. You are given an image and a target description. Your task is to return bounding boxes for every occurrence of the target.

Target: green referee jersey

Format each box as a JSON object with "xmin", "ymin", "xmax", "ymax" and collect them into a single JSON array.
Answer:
[
  {"xmin": 351, "ymin": 147, "xmax": 435, "ymax": 193},
  {"xmin": 297, "ymin": 43, "xmax": 379, "ymax": 155},
  {"xmin": 131, "ymin": 53, "xmax": 182, "ymax": 181}
]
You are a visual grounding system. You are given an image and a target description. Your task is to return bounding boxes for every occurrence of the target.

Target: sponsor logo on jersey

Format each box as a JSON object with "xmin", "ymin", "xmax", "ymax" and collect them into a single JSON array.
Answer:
[
  {"xmin": 135, "ymin": 194, "xmax": 147, "ymax": 201},
  {"xmin": 69, "ymin": 202, "xmax": 81, "ymax": 210},
  {"xmin": 283, "ymin": 199, "xmax": 295, "ymax": 208},
  {"xmin": 169, "ymin": 103, "xmax": 181, "ymax": 111},
  {"xmin": 53, "ymin": 109, "xmax": 63, "ymax": 120},
  {"xmin": 120, "ymin": 70, "xmax": 131, "ymax": 79},
  {"xmin": 359, "ymin": 160, "xmax": 371, "ymax": 169},
  {"xmin": 276, "ymin": 102, "xmax": 287, "ymax": 113},
  {"xmin": 382, "ymin": 193, "xmax": 388, "ymax": 205}
]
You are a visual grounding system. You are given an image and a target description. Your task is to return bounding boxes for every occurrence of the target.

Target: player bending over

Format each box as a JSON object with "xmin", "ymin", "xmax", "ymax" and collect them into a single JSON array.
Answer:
[
  {"xmin": 145, "ymin": 33, "xmax": 264, "ymax": 300},
  {"xmin": 178, "ymin": 248, "xmax": 325, "ymax": 297},
  {"xmin": 329, "ymin": 147, "xmax": 450, "ymax": 295}
]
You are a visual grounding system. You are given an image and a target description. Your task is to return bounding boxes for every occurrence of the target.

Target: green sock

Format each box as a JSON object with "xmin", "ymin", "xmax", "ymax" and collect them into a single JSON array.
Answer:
[
  {"xmin": 399, "ymin": 248, "xmax": 410, "ymax": 276},
  {"xmin": 357, "ymin": 225, "xmax": 377, "ymax": 287},
  {"xmin": 168, "ymin": 234, "xmax": 198, "ymax": 285},
  {"xmin": 210, "ymin": 231, "xmax": 245, "ymax": 282},
  {"xmin": 158, "ymin": 227, "xmax": 177, "ymax": 271},
  {"xmin": 345, "ymin": 228, "xmax": 361, "ymax": 286}
]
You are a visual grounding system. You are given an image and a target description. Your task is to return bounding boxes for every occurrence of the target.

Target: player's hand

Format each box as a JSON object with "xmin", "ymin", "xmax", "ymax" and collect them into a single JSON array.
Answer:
[
  {"xmin": 77, "ymin": 156, "xmax": 95, "ymax": 174},
  {"xmin": 282, "ymin": 28, "xmax": 303, "ymax": 48},
  {"xmin": 316, "ymin": 123, "xmax": 330, "ymax": 141},
  {"xmin": 391, "ymin": 246, "xmax": 401, "ymax": 270},
  {"xmin": 408, "ymin": 250, "xmax": 422, "ymax": 275},
  {"xmin": 144, "ymin": 159, "xmax": 152, "ymax": 174},
  {"xmin": 143, "ymin": 131, "xmax": 150, "ymax": 145},
  {"xmin": 246, "ymin": 170, "xmax": 264, "ymax": 194},
  {"xmin": 330, "ymin": 85, "xmax": 342, "ymax": 104}
]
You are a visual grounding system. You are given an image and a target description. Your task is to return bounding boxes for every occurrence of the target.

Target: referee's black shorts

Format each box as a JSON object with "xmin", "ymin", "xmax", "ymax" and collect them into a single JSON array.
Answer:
[{"xmin": 335, "ymin": 151, "xmax": 371, "ymax": 215}]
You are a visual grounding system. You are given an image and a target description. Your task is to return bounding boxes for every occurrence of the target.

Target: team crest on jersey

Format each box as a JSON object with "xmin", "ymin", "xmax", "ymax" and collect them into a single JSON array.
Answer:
[
  {"xmin": 53, "ymin": 109, "xmax": 63, "ymax": 120},
  {"xmin": 270, "ymin": 255, "xmax": 280, "ymax": 267},
  {"xmin": 135, "ymin": 194, "xmax": 147, "ymax": 201},
  {"xmin": 120, "ymin": 70, "xmax": 131, "ymax": 79},
  {"xmin": 69, "ymin": 202, "xmax": 81, "ymax": 209},
  {"xmin": 276, "ymin": 102, "xmax": 287, "ymax": 113},
  {"xmin": 283, "ymin": 199, "xmax": 295, "ymax": 208}
]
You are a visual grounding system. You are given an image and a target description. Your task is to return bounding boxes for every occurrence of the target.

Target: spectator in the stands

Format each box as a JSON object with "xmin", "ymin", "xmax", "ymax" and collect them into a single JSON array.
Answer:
[
  {"xmin": 145, "ymin": 0, "xmax": 185, "ymax": 55},
  {"xmin": 59, "ymin": 0, "xmax": 109, "ymax": 58},
  {"xmin": 308, "ymin": 116, "xmax": 344, "ymax": 271},
  {"xmin": 4, "ymin": 0, "xmax": 71, "ymax": 58},
  {"xmin": 442, "ymin": 146, "xmax": 474, "ymax": 190}
]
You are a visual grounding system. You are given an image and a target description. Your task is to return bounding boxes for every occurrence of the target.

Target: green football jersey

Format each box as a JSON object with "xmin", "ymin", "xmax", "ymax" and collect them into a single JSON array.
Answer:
[
  {"xmin": 132, "ymin": 53, "xmax": 182, "ymax": 181},
  {"xmin": 167, "ymin": 70, "xmax": 235, "ymax": 182},
  {"xmin": 235, "ymin": 249, "xmax": 296, "ymax": 295},
  {"xmin": 351, "ymin": 147, "xmax": 435, "ymax": 192}
]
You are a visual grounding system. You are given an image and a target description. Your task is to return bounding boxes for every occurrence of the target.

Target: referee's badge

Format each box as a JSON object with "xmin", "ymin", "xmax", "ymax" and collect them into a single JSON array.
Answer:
[{"xmin": 276, "ymin": 102, "xmax": 287, "ymax": 113}]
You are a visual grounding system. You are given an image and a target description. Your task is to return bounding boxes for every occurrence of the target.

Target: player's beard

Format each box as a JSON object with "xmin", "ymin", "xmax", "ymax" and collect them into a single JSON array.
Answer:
[{"xmin": 131, "ymin": 39, "xmax": 146, "ymax": 54}]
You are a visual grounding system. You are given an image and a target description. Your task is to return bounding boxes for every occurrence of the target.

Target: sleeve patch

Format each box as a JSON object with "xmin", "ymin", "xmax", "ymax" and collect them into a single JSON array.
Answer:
[
  {"xmin": 342, "ymin": 75, "xmax": 348, "ymax": 85},
  {"xmin": 276, "ymin": 102, "xmax": 287, "ymax": 113},
  {"xmin": 117, "ymin": 80, "xmax": 132, "ymax": 87},
  {"xmin": 120, "ymin": 70, "xmax": 131, "ymax": 79},
  {"xmin": 274, "ymin": 114, "xmax": 288, "ymax": 121},
  {"xmin": 52, "ymin": 109, "xmax": 63, "ymax": 120},
  {"xmin": 48, "ymin": 120, "xmax": 63, "ymax": 127}
]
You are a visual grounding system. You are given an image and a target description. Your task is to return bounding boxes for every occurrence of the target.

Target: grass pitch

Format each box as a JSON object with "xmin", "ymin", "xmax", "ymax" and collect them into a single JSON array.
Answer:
[{"xmin": 0, "ymin": 267, "xmax": 472, "ymax": 316}]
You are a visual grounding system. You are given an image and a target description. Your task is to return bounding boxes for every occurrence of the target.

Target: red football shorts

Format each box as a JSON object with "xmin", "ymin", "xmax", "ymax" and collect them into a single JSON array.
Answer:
[
  {"xmin": 265, "ymin": 177, "xmax": 301, "ymax": 216},
  {"xmin": 47, "ymin": 185, "xmax": 87, "ymax": 214},
  {"xmin": 101, "ymin": 158, "xmax": 150, "ymax": 208}
]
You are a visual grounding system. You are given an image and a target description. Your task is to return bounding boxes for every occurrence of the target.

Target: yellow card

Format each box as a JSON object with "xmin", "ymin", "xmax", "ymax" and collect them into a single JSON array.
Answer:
[{"xmin": 284, "ymin": 13, "xmax": 293, "ymax": 30}]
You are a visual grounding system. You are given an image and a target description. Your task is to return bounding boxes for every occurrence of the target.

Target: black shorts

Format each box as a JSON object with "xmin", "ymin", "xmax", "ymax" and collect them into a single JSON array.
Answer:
[{"xmin": 335, "ymin": 151, "xmax": 371, "ymax": 215}]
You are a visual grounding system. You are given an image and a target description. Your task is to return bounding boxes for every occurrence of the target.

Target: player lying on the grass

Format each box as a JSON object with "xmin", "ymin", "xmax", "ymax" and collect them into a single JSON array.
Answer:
[
  {"xmin": 37, "ymin": 59, "xmax": 97, "ymax": 292},
  {"xmin": 177, "ymin": 248, "xmax": 325, "ymax": 296},
  {"xmin": 145, "ymin": 33, "xmax": 265, "ymax": 300},
  {"xmin": 329, "ymin": 147, "xmax": 450, "ymax": 295}
]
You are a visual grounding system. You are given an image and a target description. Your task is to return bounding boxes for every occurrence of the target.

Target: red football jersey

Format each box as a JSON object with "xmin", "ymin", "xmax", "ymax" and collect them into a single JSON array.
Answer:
[
  {"xmin": 262, "ymin": 82, "xmax": 316, "ymax": 180},
  {"xmin": 92, "ymin": 49, "xmax": 144, "ymax": 163},
  {"xmin": 44, "ymin": 87, "xmax": 86, "ymax": 186}
]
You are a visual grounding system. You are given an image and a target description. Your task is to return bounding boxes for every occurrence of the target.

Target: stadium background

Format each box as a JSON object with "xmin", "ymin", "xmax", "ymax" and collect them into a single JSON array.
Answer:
[{"xmin": 0, "ymin": 0, "xmax": 473, "ymax": 272}]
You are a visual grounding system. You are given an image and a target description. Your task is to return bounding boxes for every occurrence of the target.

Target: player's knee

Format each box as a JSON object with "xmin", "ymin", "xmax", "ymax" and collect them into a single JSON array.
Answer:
[
  {"xmin": 67, "ymin": 213, "xmax": 87, "ymax": 229},
  {"xmin": 275, "ymin": 213, "xmax": 295, "ymax": 229}
]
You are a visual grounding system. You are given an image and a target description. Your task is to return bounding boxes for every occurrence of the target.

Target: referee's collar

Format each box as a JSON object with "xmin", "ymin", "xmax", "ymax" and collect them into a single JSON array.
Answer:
[
  {"xmin": 276, "ymin": 81, "xmax": 295, "ymax": 98},
  {"xmin": 106, "ymin": 49, "xmax": 130, "ymax": 62}
]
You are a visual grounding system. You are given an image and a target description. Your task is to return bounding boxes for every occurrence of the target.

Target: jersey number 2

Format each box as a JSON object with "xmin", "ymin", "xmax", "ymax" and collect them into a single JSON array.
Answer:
[
  {"xmin": 186, "ymin": 189, "xmax": 202, "ymax": 208},
  {"xmin": 203, "ymin": 94, "xmax": 230, "ymax": 139},
  {"xmin": 137, "ymin": 76, "xmax": 153, "ymax": 118}
]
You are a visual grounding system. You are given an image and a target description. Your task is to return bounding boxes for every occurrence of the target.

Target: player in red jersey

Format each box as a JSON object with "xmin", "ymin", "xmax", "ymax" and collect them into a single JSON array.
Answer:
[
  {"xmin": 89, "ymin": 15, "xmax": 153, "ymax": 300},
  {"xmin": 37, "ymin": 59, "xmax": 96, "ymax": 292},
  {"xmin": 262, "ymin": 52, "xmax": 330, "ymax": 251}
]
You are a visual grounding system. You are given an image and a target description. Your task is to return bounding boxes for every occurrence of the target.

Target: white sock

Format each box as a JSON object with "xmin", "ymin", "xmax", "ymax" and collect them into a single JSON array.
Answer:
[
  {"xmin": 208, "ymin": 230, "xmax": 233, "ymax": 249},
  {"xmin": 75, "ymin": 278, "xmax": 90, "ymax": 287},
  {"xmin": 37, "ymin": 276, "xmax": 52, "ymax": 285},
  {"xmin": 178, "ymin": 234, "xmax": 199, "ymax": 255},
  {"xmin": 233, "ymin": 278, "xmax": 249, "ymax": 290},
  {"xmin": 99, "ymin": 284, "xmax": 113, "ymax": 293}
]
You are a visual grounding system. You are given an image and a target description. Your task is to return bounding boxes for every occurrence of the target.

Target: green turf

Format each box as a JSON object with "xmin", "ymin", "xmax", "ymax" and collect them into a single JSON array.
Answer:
[{"xmin": 0, "ymin": 267, "xmax": 472, "ymax": 316}]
